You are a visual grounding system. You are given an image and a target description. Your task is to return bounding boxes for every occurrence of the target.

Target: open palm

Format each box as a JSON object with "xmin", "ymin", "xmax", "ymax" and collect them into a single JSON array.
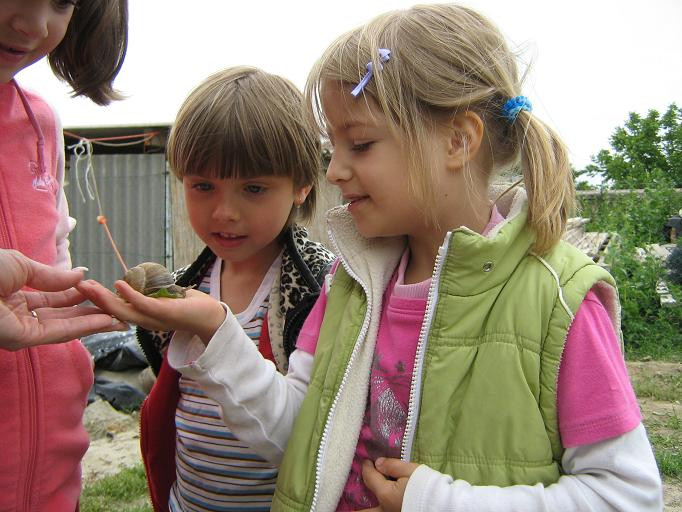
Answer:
[
  {"xmin": 77, "ymin": 279, "xmax": 227, "ymax": 344},
  {"xmin": 0, "ymin": 250, "xmax": 127, "ymax": 351}
]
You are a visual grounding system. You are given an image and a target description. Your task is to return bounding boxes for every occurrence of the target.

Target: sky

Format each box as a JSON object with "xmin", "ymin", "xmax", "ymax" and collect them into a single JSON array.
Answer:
[{"xmin": 16, "ymin": 0, "xmax": 682, "ymax": 172}]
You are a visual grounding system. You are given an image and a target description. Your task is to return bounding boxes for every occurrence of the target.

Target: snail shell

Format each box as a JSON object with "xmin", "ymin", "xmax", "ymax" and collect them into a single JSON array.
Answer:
[{"xmin": 122, "ymin": 262, "xmax": 186, "ymax": 298}]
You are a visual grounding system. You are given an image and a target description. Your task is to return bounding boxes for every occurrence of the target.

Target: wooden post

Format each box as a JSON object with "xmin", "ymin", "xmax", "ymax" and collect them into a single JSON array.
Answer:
[{"xmin": 170, "ymin": 176, "xmax": 204, "ymax": 269}]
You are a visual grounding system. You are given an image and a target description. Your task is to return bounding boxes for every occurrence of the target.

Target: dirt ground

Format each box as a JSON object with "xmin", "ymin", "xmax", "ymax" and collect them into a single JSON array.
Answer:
[
  {"xmin": 82, "ymin": 361, "xmax": 682, "ymax": 509},
  {"xmin": 82, "ymin": 399, "xmax": 142, "ymax": 483}
]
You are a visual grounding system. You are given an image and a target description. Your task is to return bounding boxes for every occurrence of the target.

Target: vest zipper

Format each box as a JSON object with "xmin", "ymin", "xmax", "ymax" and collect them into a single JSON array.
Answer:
[
  {"xmin": 310, "ymin": 228, "xmax": 373, "ymax": 512},
  {"xmin": 23, "ymin": 348, "xmax": 39, "ymax": 511},
  {"xmin": 401, "ymin": 232, "xmax": 452, "ymax": 462}
]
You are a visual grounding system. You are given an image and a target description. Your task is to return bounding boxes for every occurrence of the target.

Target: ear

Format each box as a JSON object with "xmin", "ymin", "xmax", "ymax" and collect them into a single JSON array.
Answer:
[
  {"xmin": 294, "ymin": 184, "xmax": 313, "ymax": 206},
  {"xmin": 443, "ymin": 111, "xmax": 484, "ymax": 171}
]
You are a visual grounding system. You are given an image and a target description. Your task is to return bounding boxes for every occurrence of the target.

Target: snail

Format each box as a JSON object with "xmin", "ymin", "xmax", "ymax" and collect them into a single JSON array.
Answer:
[{"xmin": 122, "ymin": 262, "xmax": 187, "ymax": 298}]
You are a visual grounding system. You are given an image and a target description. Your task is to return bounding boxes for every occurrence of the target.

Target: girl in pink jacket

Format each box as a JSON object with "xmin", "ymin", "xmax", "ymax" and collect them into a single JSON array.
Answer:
[{"xmin": 0, "ymin": 1, "xmax": 128, "ymax": 510}]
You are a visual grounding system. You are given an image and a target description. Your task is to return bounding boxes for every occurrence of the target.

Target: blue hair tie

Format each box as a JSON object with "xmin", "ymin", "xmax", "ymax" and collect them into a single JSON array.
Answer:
[
  {"xmin": 502, "ymin": 96, "xmax": 532, "ymax": 122},
  {"xmin": 351, "ymin": 48, "xmax": 391, "ymax": 97}
]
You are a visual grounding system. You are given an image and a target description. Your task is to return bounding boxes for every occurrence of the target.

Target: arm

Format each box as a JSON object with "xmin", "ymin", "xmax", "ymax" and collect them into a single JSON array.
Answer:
[
  {"xmin": 53, "ymin": 102, "xmax": 75, "ymax": 270},
  {"xmin": 77, "ymin": 278, "xmax": 321, "ymax": 463},
  {"xmin": 168, "ymin": 311, "xmax": 313, "ymax": 464},
  {"xmin": 54, "ymin": 186, "xmax": 76, "ymax": 270},
  {"xmin": 399, "ymin": 423, "xmax": 662, "ymax": 511}
]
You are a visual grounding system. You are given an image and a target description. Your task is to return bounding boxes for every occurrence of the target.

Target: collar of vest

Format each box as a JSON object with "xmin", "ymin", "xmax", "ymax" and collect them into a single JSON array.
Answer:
[{"xmin": 326, "ymin": 186, "xmax": 534, "ymax": 294}]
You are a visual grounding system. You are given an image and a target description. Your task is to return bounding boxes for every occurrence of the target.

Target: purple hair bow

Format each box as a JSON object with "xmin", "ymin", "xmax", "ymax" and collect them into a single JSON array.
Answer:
[{"xmin": 351, "ymin": 48, "xmax": 391, "ymax": 97}]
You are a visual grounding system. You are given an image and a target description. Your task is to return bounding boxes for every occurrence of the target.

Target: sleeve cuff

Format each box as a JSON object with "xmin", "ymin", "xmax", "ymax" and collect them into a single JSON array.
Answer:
[{"xmin": 168, "ymin": 302, "xmax": 240, "ymax": 374}]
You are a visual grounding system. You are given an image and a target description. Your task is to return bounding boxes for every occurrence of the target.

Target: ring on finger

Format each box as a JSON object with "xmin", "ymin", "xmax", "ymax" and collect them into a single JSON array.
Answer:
[{"xmin": 31, "ymin": 310, "xmax": 39, "ymax": 320}]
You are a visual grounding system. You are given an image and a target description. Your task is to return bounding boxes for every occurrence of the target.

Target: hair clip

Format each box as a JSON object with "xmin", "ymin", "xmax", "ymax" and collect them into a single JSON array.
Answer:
[
  {"xmin": 351, "ymin": 48, "xmax": 391, "ymax": 97},
  {"xmin": 502, "ymin": 96, "xmax": 532, "ymax": 122}
]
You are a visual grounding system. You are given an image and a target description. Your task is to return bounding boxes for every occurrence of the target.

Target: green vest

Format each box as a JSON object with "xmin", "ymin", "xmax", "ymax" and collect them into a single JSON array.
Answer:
[{"xmin": 272, "ymin": 206, "xmax": 619, "ymax": 511}]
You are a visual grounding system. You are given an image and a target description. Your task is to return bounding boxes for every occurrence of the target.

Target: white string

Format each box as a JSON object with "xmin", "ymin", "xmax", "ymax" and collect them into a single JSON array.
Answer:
[
  {"xmin": 67, "ymin": 139, "xmax": 103, "ymax": 213},
  {"xmin": 531, "ymin": 253, "xmax": 575, "ymax": 321}
]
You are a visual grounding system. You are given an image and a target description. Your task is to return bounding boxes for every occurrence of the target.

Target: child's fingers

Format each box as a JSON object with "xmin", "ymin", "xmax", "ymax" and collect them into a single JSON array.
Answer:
[
  {"xmin": 76, "ymin": 280, "xmax": 140, "ymax": 322},
  {"xmin": 361, "ymin": 459, "xmax": 390, "ymax": 496},
  {"xmin": 362, "ymin": 458, "xmax": 414, "ymax": 512},
  {"xmin": 113, "ymin": 280, "xmax": 187, "ymax": 318},
  {"xmin": 112, "ymin": 280, "xmax": 161, "ymax": 311},
  {"xmin": 373, "ymin": 457, "xmax": 420, "ymax": 479}
]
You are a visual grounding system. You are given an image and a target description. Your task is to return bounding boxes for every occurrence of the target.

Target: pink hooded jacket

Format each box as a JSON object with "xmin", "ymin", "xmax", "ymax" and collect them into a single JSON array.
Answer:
[{"xmin": 0, "ymin": 81, "xmax": 92, "ymax": 512}]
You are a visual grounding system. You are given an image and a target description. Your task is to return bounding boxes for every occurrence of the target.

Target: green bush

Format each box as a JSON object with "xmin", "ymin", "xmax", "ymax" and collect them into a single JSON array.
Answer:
[
  {"xmin": 579, "ymin": 178, "xmax": 682, "ymax": 359},
  {"xmin": 607, "ymin": 244, "xmax": 682, "ymax": 359},
  {"xmin": 581, "ymin": 175, "xmax": 680, "ymax": 247}
]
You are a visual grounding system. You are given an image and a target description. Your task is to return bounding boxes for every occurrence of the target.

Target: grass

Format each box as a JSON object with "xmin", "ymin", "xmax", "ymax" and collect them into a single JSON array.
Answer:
[
  {"xmin": 631, "ymin": 369, "xmax": 682, "ymax": 402},
  {"xmin": 80, "ymin": 465, "xmax": 151, "ymax": 512},
  {"xmin": 646, "ymin": 414, "xmax": 682, "ymax": 480},
  {"xmin": 632, "ymin": 369, "xmax": 682, "ymax": 481}
]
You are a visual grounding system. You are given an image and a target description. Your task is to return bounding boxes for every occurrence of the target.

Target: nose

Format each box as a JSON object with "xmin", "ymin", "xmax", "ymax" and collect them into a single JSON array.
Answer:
[
  {"xmin": 10, "ymin": 2, "xmax": 50, "ymax": 39},
  {"xmin": 325, "ymin": 151, "xmax": 352, "ymax": 185},
  {"xmin": 212, "ymin": 201, "xmax": 240, "ymax": 222}
]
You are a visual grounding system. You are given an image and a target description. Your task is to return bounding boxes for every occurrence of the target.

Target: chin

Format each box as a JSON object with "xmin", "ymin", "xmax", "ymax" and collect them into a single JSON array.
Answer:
[{"xmin": 356, "ymin": 225, "xmax": 390, "ymax": 240}]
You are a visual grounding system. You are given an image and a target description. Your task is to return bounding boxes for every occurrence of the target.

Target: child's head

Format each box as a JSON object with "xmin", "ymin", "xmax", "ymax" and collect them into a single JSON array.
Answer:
[
  {"xmin": 307, "ymin": 4, "xmax": 575, "ymax": 254},
  {"xmin": 1, "ymin": 0, "xmax": 128, "ymax": 105},
  {"xmin": 167, "ymin": 66, "xmax": 320, "ymax": 225},
  {"xmin": 49, "ymin": 0, "xmax": 128, "ymax": 105}
]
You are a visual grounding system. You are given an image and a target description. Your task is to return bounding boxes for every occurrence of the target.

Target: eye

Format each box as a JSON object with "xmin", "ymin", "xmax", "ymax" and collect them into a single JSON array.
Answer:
[
  {"xmin": 190, "ymin": 182, "xmax": 214, "ymax": 192},
  {"xmin": 351, "ymin": 141, "xmax": 374, "ymax": 152},
  {"xmin": 54, "ymin": 0, "xmax": 78, "ymax": 9},
  {"xmin": 245, "ymin": 184, "xmax": 266, "ymax": 195}
]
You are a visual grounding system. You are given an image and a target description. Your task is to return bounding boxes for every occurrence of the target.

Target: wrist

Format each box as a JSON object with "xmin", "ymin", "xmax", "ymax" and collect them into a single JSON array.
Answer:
[{"xmin": 197, "ymin": 302, "xmax": 227, "ymax": 345}]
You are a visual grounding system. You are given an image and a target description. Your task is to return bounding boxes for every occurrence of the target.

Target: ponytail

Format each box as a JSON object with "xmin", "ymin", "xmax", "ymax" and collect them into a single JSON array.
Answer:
[
  {"xmin": 513, "ymin": 112, "xmax": 576, "ymax": 254},
  {"xmin": 305, "ymin": 3, "xmax": 577, "ymax": 253}
]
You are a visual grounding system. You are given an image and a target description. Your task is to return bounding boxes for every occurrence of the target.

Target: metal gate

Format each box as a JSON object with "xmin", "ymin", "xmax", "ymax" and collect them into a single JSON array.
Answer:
[{"xmin": 64, "ymin": 153, "xmax": 169, "ymax": 290}]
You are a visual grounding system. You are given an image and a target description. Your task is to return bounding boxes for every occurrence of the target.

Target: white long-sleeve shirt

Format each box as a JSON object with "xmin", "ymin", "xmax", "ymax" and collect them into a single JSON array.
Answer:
[{"xmin": 168, "ymin": 307, "xmax": 663, "ymax": 511}]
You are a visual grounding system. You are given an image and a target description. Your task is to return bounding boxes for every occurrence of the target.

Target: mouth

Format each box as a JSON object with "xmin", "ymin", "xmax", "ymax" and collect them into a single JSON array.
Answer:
[
  {"xmin": 214, "ymin": 232, "xmax": 246, "ymax": 240},
  {"xmin": 343, "ymin": 195, "xmax": 369, "ymax": 207},
  {"xmin": 344, "ymin": 195, "xmax": 369, "ymax": 213},
  {"xmin": 211, "ymin": 232, "xmax": 248, "ymax": 249},
  {"xmin": 0, "ymin": 43, "xmax": 29, "ymax": 56}
]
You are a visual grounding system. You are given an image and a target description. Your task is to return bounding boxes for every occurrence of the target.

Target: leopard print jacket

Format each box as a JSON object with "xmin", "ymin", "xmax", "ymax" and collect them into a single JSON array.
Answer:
[{"xmin": 137, "ymin": 226, "xmax": 335, "ymax": 375}]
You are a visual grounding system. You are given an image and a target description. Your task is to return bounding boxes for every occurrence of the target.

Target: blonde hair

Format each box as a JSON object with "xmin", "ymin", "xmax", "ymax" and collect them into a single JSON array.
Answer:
[
  {"xmin": 168, "ymin": 66, "xmax": 321, "ymax": 222},
  {"xmin": 306, "ymin": 4, "xmax": 575, "ymax": 254}
]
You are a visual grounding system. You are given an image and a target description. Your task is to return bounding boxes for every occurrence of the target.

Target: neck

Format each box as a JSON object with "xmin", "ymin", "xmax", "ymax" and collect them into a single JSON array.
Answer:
[
  {"xmin": 222, "ymin": 240, "xmax": 282, "ymax": 279},
  {"xmin": 404, "ymin": 199, "xmax": 493, "ymax": 284},
  {"xmin": 219, "ymin": 240, "xmax": 282, "ymax": 313}
]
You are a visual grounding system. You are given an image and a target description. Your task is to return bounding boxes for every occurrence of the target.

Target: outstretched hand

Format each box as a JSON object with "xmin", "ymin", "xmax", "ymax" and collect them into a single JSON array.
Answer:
[
  {"xmin": 77, "ymin": 278, "xmax": 227, "ymax": 344},
  {"xmin": 0, "ymin": 249, "xmax": 128, "ymax": 351},
  {"xmin": 358, "ymin": 458, "xmax": 420, "ymax": 512}
]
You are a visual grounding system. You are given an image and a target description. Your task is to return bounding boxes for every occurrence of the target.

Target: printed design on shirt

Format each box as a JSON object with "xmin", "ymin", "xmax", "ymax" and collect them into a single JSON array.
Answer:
[
  {"xmin": 367, "ymin": 353, "xmax": 410, "ymax": 459},
  {"xmin": 29, "ymin": 159, "xmax": 57, "ymax": 193}
]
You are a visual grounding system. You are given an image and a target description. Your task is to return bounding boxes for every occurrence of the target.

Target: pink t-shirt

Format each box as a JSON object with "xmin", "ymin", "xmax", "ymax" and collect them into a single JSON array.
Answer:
[{"xmin": 296, "ymin": 210, "xmax": 641, "ymax": 510}]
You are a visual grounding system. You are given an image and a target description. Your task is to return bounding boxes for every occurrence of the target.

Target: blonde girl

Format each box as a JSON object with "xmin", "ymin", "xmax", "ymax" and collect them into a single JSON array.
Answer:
[
  {"xmin": 0, "ymin": 1, "xmax": 128, "ymax": 510},
  {"xmin": 81, "ymin": 4, "xmax": 663, "ymax": 511}
]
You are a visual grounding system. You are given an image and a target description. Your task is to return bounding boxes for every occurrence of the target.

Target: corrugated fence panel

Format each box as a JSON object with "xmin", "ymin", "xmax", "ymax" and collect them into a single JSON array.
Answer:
[{"xmin": 65, "ymin": 154, "xmax": 168, "ymax": 290}]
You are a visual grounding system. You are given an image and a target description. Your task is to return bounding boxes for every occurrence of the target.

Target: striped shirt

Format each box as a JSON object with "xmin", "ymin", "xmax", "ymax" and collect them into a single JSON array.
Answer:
[{"xmin": 169, "ymin": 255, "xmax": 281, "ymax": 511}]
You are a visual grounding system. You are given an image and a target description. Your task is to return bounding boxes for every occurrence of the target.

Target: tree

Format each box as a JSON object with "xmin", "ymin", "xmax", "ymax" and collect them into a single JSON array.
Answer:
[{"xmin": 583, "ymin": 103, "xmax": 682, "ymax": 188}]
